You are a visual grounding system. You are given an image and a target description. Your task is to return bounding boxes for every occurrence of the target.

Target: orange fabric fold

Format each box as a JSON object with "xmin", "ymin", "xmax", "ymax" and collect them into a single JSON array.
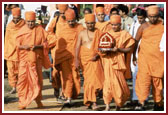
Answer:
[
  {"xmin": 80, "ymin": 45, "xmax": 104, "ymax": 106},
  {"xmin": 124, "ymin": 48, "xmax": 134, "ymax": 79},
  {"xmin": 4, "ymin": 19, "xmax": 25, "ymax": 61},
  {"xmin": 95, "ymin": 21, "xmax": 112, "ymax": 32},
  {"xmin": 4, "ymin": 19, "xmax": 25, "ymax": 88},
  {"xmin": 135, "ymin": 21, "xmax": 164, "ymax": 103},
  {"xmin": 47, "ymin": 16, "xmax": 67, "ymax": 63},
  {"xmin": 55, "ymin": 24, "xmax": 84, "ymax": 65},
  {"xmin": 99, "ymin": 30, "xmax": 135, "ymax": 106},
  {"xmin": 46, "ymin": 16, "xmax": 68, "ymax": 93},
  {"xmin": 16, "ymin": 25, "xmax": 51, "ymax": 108},
  {"xmin": 138, "ymin": 21, "xmax": 164, "ymax": 78},
  {"xmin": 78, "ymin": 29, "xmax": 104, "ymax": 105},
  {"xmin": 50, "ymin": 23, "xmax": 84, "ymax": 98},
  {"xmin": 7, "ymin": 61, "xmax": 18, "ymax": 87},
  {"xmin": 57, "ymin": 24, "xmax": 84, "ymax": 99}
]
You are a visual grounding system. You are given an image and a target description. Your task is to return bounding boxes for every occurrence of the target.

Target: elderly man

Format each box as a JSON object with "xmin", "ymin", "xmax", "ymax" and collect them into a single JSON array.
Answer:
[
  {"xmin": 52, "ymin": 8, "xmax": 84, "ymax": 104},
  {"xmin": 95, "ymin": 7, "xmax": 111, "ymax": 32},
  {"xmin": 133, "ymin": 5, "xmax": 164, "ymax": 111},
  {"xmin": 16, "ymin": 11, "xmax": 51, "ymax": 110},
  {"xmin": 98, "ymin": 15, "xmax": 135, "ymax": 111},
  {"xmin": 75, "ymin": 14, "xmax": 104, "ymax": 110},
  {"xmin": 47, "ymin": 4, "xmax": 68, "ymax": 100},
  {"xmin": 4, "ymin": 7, "xmax": 25, "ymax": 94}
]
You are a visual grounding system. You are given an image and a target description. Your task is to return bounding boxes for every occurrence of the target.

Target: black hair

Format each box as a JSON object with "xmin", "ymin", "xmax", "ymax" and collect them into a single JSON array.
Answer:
[
  {"xmin": 83, "ymin": 8, "xmax": 92, "ymax": 14},
  {"xmin": 110, "ymin": 7, "xmax": 119, "ymax": 15},
  {"xmin": 144, "ymin": 4, "xmax": 156, "ymax": 8},
  {"xmin": 54, "ymin": 11, "xmax": 60, "ymax": 17},
  {"xmin": 118, "ymin": 4, "xmax": 129, "ymax": 15},
  {"xmin": 96, "ymin": 4, "xmax": 104, "ymax": 8},
  {"xmin": 159, "ymin": 10, "xmax": 164, "ymax": 20},
  {"xmin": 9, "ymin": 4, "xmax": 19, "ymax": 8},
  {"xmin": 136, "ymin": 9, "xmax": 147, "ymax": 18}
]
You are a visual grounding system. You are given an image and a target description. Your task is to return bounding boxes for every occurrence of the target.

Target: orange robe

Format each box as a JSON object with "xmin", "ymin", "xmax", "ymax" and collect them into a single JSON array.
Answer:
[
  {"xmin": 47, "ymin": 16, "xmax": 67, "ymax": 90},
  {"xmin": 16, "ymin": 25, "xmax": 51, "ymax": 108},
  {"xmin": 99, "ymin": 30, "xmax": 135, "ymax": 107},
  {"xmin": 95, "ymin": 21, "xmax": 132, "ymax": 79},
  {"xmin": 135, "ymin": 21, "xmax": 164, "ymax": 104},
  {"xmin": 95, "ymin": 21, "xmax": 111, "ymax": 32},
  {"xmin": 4, "ymin": 19, "xmax": 25, "ymax": 88},
  {"xmin": 80, "ymin": 29, "xmax": 104, "ymax": 106},
  {"xmin": 53, "ymin": 22, "xmax": 84, "ymax": 98},
  {"xmin": 124, "ymin": 51, "xmax": 133, "ymax": 79}
]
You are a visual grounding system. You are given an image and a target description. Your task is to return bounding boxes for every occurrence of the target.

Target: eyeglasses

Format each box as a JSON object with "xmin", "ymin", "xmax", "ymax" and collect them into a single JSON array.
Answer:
[
  {"xmin": 111, "ymin": 23, "xmax": 120, "ymax": 26},
  {"xmin": 148, "ymin": 15, "xmax": 159, "ymax": 19},
  {"xmin": 86, "ymin": 22, "xmax": 95, "ymax": 24},
  {"xmin": 60, "ymin": 13, "xmax": 65, "ymax": 15},
  {"xmin": 67, "ymin": 20, "xmax": 76, "ymax": 23}
]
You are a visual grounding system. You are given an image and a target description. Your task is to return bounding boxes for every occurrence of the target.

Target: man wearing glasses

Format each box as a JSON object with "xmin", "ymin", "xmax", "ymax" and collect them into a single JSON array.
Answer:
[{"xmin": 95, "ymin": 7, "xmax": 111, "ymax": 32}]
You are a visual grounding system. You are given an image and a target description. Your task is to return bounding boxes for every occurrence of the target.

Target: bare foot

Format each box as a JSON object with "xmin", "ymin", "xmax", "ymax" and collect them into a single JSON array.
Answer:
[
  {"xmin": 104, "ymin": 107, "xmax": 110, "ymax": 111},
  {"xmin": 92, "ymin": 105, "xmax": 99, "ymax": 110},
  {"xmin": 18, "ymin": 106, "xmax": 26, "ymax": 110},
  {"xmin": 37, "ymin": 101, "xmax": 44, "ymax": 108},
  {"xmin": 10, "ymin": 88, "xmax": 16, "ymax": 94}
]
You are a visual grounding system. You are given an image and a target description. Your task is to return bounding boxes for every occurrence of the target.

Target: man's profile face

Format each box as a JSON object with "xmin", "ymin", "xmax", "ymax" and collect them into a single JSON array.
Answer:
[
  {"xmin": 111, "ymin": 23, "xmax": 121, "ymax": 32},
  {"xmin": 119, "ymin": 10, "xmax": 124, "ymax": 17},
  {"xmin": 96, "ymin": 12, "xmax": 105, "ymax": 22},
  {"xmin": 148, "ymin": 14, "xmax": 159, "ymax": 24},
  {"xmin": 111, "ymin": 11, "xmax": 118, "ymax": 16},
  {"xmin": 67, "ymin": 19, "xmax": 76, "ymax": 28},
  {"xmin": 12, "ymin": 15, "xmax": 21, "ymax": 24},
  {"xmin": 137, "ymin": 15, "xmax": 146, "ymax": 24},
  {"xmin": 86, "ymin": 21, "xmax": 95, "ymax": 31},
  {"xmin": 26, "ymin": 20, "xmax": 35, "ymax": 29}
]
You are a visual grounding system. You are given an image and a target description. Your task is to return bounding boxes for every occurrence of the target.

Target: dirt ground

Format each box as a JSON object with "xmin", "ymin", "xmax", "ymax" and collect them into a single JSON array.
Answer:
[
  {"xmin": 4, "ymin": 69, "xmax": 63, "ymax": 112},
  {"xmin": 3, "ymin": 69, "xmax": 159, "ymax": 112}
]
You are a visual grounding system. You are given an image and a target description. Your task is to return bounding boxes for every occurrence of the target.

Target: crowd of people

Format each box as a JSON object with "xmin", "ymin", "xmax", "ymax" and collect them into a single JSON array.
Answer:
[{"xmin": 4, "ymin": 4, "xmax": 164, "ymax": 111}]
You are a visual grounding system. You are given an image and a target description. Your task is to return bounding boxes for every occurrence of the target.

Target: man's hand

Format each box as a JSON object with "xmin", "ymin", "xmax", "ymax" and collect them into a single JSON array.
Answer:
[
  {"xmin": 90, "ymin": 54, "xmax": 100, "ymax": 61},
  {"xmin": 111, "ymin": 47, "xmax": 118, "ymax": 52}
]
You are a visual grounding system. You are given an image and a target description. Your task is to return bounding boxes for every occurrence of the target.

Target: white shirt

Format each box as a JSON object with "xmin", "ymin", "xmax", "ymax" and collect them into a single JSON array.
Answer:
[
  {"xmin": 121, "ymin": 16, "xmax": 133, "ymax": 32},
  {"xmin": 129, "ymin": 20, "xmax": 141, "ymax": 72},
  {"xmin": 160, "ymin": 33, "xmax": 164, "ymax": 52}
]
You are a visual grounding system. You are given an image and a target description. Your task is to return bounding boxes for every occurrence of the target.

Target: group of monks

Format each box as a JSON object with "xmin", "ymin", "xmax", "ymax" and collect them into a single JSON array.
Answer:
[{"xmin": 4, "ymin": 4, "xmax": 164, "ymax": 111}]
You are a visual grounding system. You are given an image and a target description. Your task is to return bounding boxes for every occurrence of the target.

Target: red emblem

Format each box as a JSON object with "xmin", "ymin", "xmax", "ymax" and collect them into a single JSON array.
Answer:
[{"xmin": 98, "ymin": 32, "xmax": 115, "ymax": 51}]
